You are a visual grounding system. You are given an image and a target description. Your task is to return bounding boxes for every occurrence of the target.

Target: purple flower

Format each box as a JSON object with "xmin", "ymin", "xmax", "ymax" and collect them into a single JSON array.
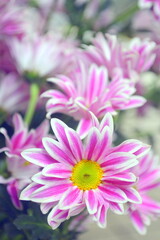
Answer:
[{"xmin": 20, "ymin": 113, "xmax": 150, "ymax": 228}]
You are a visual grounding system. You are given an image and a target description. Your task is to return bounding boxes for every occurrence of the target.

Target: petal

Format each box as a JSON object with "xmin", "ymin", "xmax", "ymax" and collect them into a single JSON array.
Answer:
[
  {"xmin": 7, "ymin": 181, "xmax": 22, "ymax": 210},
  {"xmin": 20, "ymin": 182, "xmax": 43, "ymax": 200},
  {"xmin": 130, "ymin": 209, "xmax": 146, "ymax": 235},
  {"xmin": 59, "ymin": 186, "xmax": 83, "ymax": 210},
  {"xmin": 105, "ymin": 173, "xmax": 137, "ymax": 185},
  {"xmin": 42, "ymin": 137, "xmax": 76, "ymax": 166},
  {"xmin": 42, "ymin": 163, "xmax": 71, "ymax": 178},
  {"xmin": 76, "ymin": 118, "xmax": 93, "ymax": 139},
  {"xmin": 21, "ymin": 148, "xmax": 56, "ymax": 167},
  {"xmin": 123, "ymin": 188, "xmax": 142, "ymax": 204},
  {"xmin": 99, "ymin": 185, "xmax": 127, "ymax": 203},
  {"xmin": 84, "ymin": 190, "xmax": 98, "ymax": 214},
  {"xmin": 109, "ymin": 202, "xmax": 124, "ymax": 214},
  {"xmin": 30, "ymin": 183, "xmax": 72, "ymax": 203}
]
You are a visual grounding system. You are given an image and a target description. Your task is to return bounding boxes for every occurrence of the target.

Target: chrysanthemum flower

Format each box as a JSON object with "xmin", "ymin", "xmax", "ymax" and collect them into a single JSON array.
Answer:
[
  {"xmin": 139, "ymin": 0, "xmax": 160, "ymax": 20},
  {"xmin": 9, "ymin": 34, "xmax": 77, "ymax": 80},
  {"xmin": 128, "ymin": 151, "xmax": 160, "ymax": 234},
  {"xmin": 42, "ymin": 63, "xmax": 146, "ymax": 138},
  {"xmin": 20, "ymin": 113, "xmax": 150, "ymax": 228},
  {"xmin": 85, "ymin": 33, "xmax": 156, "ymax": 78},
  {"xmin": 0, "ymin": 114, "xmax": 49, "ymax": 209}
]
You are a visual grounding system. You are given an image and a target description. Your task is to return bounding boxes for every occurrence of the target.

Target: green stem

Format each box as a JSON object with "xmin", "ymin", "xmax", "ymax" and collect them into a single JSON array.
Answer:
[
  {"xmin": 105, "ymin": 2, "xmax": 139, "ymax": 30},
  {"xmin": 24, "ymin": 83, "xmax": 39, "ymax": 126}
]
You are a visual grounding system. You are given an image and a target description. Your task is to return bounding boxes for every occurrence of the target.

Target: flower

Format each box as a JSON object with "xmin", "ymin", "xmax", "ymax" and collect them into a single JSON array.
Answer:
[
  {"xmin": 85, "ymin": 33, "xmax": 156, "ymax": 78},
  {"xmin": 0, "ymin": 73, "xmax": 29, "ymax": 118},
  {"xmin": 20, "ymin": 113, "xmax": 150, "ymax": 228},
  {"xmin": 128, "ymin": 151, "xmax": 160, "ymax": 234},
  {"xmin": 138, "ymin": 0, "xmax": 160, "ymax": 20},
  {"xmin": 9, "ymin": 34, "xmax": 77, "ymax": 80},
  {"xmin": 0, "ymin": 114, "xmax": 49, "ymax": 209},
  {"xmin": 42, "ymin": 63, "xmax": 146, "ymax": 138}
]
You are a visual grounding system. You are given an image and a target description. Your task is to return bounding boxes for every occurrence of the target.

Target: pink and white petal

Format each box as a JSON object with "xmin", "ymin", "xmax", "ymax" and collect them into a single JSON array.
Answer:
[
  {"xmin": 40, "ymin": 202, "xmax": 55, "ymax": 214},
  {"xmin": 99, "ymin": 113, "xmax": 114, "ymax": 135},
  {"xmin": 99, "ymin": 185, "xmax": 127, "ymax": 203},
  {"xmin": 94, "ymin": 204, "xmax": 108, "ymax": 228},
  {"xmin": 130, "ymin": 210, "xmax": 146, "ymax": 235},
  {"xmin": 21, "ymin": 149, "xmax": 56, "ymax": 167},
  {"xmin": 48, "ymin": 205, "xmax": 69, "ymax": 223},
  {"xmin": 123, "ymin": 188, "xmax": 142, "ymax": 204},
  {"xmin": 31, "ymin": 172, "xmax": 63, "ymax": 185},
  {"xmin": 76, "ymin": 118, "xmax": 93, "ymax": 139},
  {"xmin": 84, "ymin": 190, "xmax": 98, "ymax": 214},
  {"xmin": 109, "ymin": 202, "xmax": 124, "ymax": 214},
  {"xmin": 42, "ymin": 163, "xmax": 71, "ymax": 178},
  {"xmin": 101, "ymin": 152, "xmax": 138, "ymax": 174},
  {"xmin": 121, "ymin": 96, "xmax": 146, "ymax": 109},
  {"xmin": 7, "ymin": 181, "xmax": 22, "ymax": 210},
  {"xmin": 59, "ymin": 186, "xmax": 83, "ymax": 210},
  {"xmin": 20, "ymin": 182, "xmax": 43, "ymax": 200},
  {"xmin": 65, "ymin": 127, "xmax": 83, "ymax": 161},
  {"xmin": 13, "ymin": 114, "xmax": 25, "ymax": 132},
  {"xmin": 84, "ymin": 127, "xmax": 101, "ymax": 160},
  {"xmin": 0, "ymin": 128, "xmax": 11, "ymax": 147},
  {"xmin": 105, "ymin": 173, "xmax": 136, "ymax": 185},
  {"xmin": 42, "ymin": 137, "xmax": 76, "ymax": 166},
  {"xmin": 50, "ymin": 118, "xmax": 70, "ymax": 149},
  {"xmin": 30, "ymin": 183, "xmax": 72, "ymax": 203}
]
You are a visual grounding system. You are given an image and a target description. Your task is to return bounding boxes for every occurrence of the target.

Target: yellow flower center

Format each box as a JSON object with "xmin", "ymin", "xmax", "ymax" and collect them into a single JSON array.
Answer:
[{"xmin": 71, "ymin": 160, "xmax": 103, "ymax": 190}]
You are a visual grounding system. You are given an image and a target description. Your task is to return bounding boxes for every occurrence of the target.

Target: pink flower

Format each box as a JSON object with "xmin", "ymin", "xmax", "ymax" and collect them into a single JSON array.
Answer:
[
  {"xmin": 85, "ymin": 33, "xmax": 156, "ymax": 78},
  {"xmin": 42, "ymin": 63, "xmax": 146, "ymax": 138},
  {"xmin": 0, "ymin": 114, "xmax": 49, "ymax": 209},
  {"xmin": 128, "ymin": 152, "xmax": 160, "ymax": 234},
  {"xmin": 139, "ymin": 0, "xmax": 160, "ymax": 20},
  {"xmin": 9, "ymin": 34, "xmax": 77, "ymax": 79},
  {"xmin": 20, "ymin": 113, "xmax": 150, "ymax": 228},
  {"xmin": 0, "ymin": 73, "xmax": 29, "ymax": 116}
]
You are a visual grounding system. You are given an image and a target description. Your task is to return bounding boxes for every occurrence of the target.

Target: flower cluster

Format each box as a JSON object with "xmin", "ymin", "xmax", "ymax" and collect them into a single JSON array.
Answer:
[{"xmin": 0, "ymin": 1, "xmax": 160, "ymax": 239}]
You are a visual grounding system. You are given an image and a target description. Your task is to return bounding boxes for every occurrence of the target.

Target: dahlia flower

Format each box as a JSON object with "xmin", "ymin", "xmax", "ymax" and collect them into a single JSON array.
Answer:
[
  {"xmin": 85, "ymin": 33, "xmax": 156, "ymax": 78},
  {"xmin": 128, "ymin": 151, "xmax": 160, "ymax": 234},
  {"xmin": 42, "ymin": 63, "xmax": 145, "ymax": 138},
  {"xmin": 0, "ymin": 73, "xmax": 29, "ymax": 117},
  {"xmin": 139, "ymin": 0, "xmax": 160, "ymax": 20},
  {"xmin": 20, "ymin": 113, "xmax": 150, "ymax": 228},
  {"xmin": 0, "ymin": 114, "xmax": 49, "ymax": 209}
]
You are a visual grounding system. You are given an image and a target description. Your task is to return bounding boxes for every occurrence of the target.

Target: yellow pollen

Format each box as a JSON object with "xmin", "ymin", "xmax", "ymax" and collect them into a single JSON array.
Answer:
[
  {"xmin": 23, "ymin": 161, "xmax": 31, "ymax": 166},
  {"xmin": 70, "ymin": 160, "xmax": 103, "ymax": 190}
]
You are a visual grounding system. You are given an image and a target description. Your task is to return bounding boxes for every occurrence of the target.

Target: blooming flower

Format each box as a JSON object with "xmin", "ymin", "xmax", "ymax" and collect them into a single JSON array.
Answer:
[
  {"xmin": 42, "ymin": 63, "xmax": 146, "ymax": 138},
  {"xmin": 0, "ymin": 73, "xmax": 29, "ymax": 118},
  {"xmin": 128, "ymin": 151, "xmax": 160, "ymax": 234},
  {"xmin": 138, "ymin": 0, "xmax": 160, "ymax": 20},
  {"xmin": 0, "ymin": 114, "xmax": 49, "ymax": 209},
  {"xmin": 85, "ymin": 33, "xmax": 156, "ymax": 78},
  {"xmin": 9, "ymin": 34, "xmax": 77, "ymax": 80},
  {"xmin": 20, "ymin": 113, "xmax": 150, "ymax": 228}
]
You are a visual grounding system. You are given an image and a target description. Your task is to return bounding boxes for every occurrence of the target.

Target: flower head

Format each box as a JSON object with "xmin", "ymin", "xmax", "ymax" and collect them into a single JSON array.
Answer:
[
  {"xmin": 42, "ymin": 63, "xmax": 146, "ymax": 138},
  {"xmin": 0, "ymin": 114, "xmax": 49, "ymax": 209},
  {"xmin": 128, "ymin": 151, "xmax": 160, "ymax": 234},
  {"xmin": 20, "ymin": 113, "xmax": 150, "ymax": 228},
  {"xmin": 85, "ymin": 33, "xmax": 156, "ymax": 78}
]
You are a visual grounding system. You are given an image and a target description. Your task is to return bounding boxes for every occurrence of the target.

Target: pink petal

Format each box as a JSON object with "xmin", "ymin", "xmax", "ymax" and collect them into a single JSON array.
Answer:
[
  {"xmin": 105, "ymin": 173, "xmax": 136, "ymax": 185},
  {"xmin": 76, "ymin": 118, "xmax": 93, "ymax": 139},
  {"xmin": 40, "ymin": 202, "xmax": 55, "ymax": 214},
  {"xmin": 30, "ymin": 183, "xmax": 72, "ymax": 203},
  {"xmin": 42, "ymin": 137, "xmax": 76, "ymax": 166},
  {"xmin": 21, "ymin": 149, "xmax": 56, "ymax": 167},
  {"xmin": 130, "ymin": 209, "xmax": 146, "ymax": 234},
  {"xmin": 109, "ymin": 202, "xmax": 124, "ymax": 214},
  {"xmin": 59, "ymin": 186, "xmax": 83, "ymax": 210},
  {"xmin": 7, "ymin": 181, "xmax": 22, "ymax": 210},
  {"xmin": 20, "ymin": 182, "xmax": 43, "ymax": 200},
  {"xmin": 122, "ymin": 96, "xmax": 146, "ymax": 109},
  {"xmin": 42, "ymin": 163, "xmax": 71, "ymax": 178},
  {"xmin": 99, "ymin": 185, "xmax": 127, "ymax": 203},
  {"xmin": 123, "ymin": 188, "xmax": 142, "ymax": 204},
  {"xmin": 84, "ymin": 190, "xmax": 98, "ymax": 214}
]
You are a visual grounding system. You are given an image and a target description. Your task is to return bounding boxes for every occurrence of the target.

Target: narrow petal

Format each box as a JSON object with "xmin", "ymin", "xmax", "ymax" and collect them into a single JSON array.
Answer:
[
  {"xmin": 42, "ymin": 163, "xmax": 71, "ymax": 178},
  {"xmin": 59, "ymin": 186, "xmax": 83, "ymax": 210},
  {"xmin": 123, "ymin": 188, "xmax": 142, "ymax": 204},
  {"xmin": 7, "ymin": 181, "xmax": 22, "ymax": 210},
  {"xmin": 130, "ymin": 209, "xmax": 146, "ymax": 235},
  {"xmin": 76, "ymin": 118, "xmax": 92, "ymax": 139},
  {"xmin": 84, "ymin": 190, "xmax": 98, "ymax": 214},
  {"xmin": 99, "ymin": 185, "xmax": 127, "ymax": 203},
  {"xmin": 21, "ymin": 149, "xmax": 56, "ymax": 167}
]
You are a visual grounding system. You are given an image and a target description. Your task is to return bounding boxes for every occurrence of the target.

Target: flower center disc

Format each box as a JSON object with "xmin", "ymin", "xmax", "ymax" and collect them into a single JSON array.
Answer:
[{"xmin": 71, "ymin": 160, "xmax": 103, "ymax": 190}]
